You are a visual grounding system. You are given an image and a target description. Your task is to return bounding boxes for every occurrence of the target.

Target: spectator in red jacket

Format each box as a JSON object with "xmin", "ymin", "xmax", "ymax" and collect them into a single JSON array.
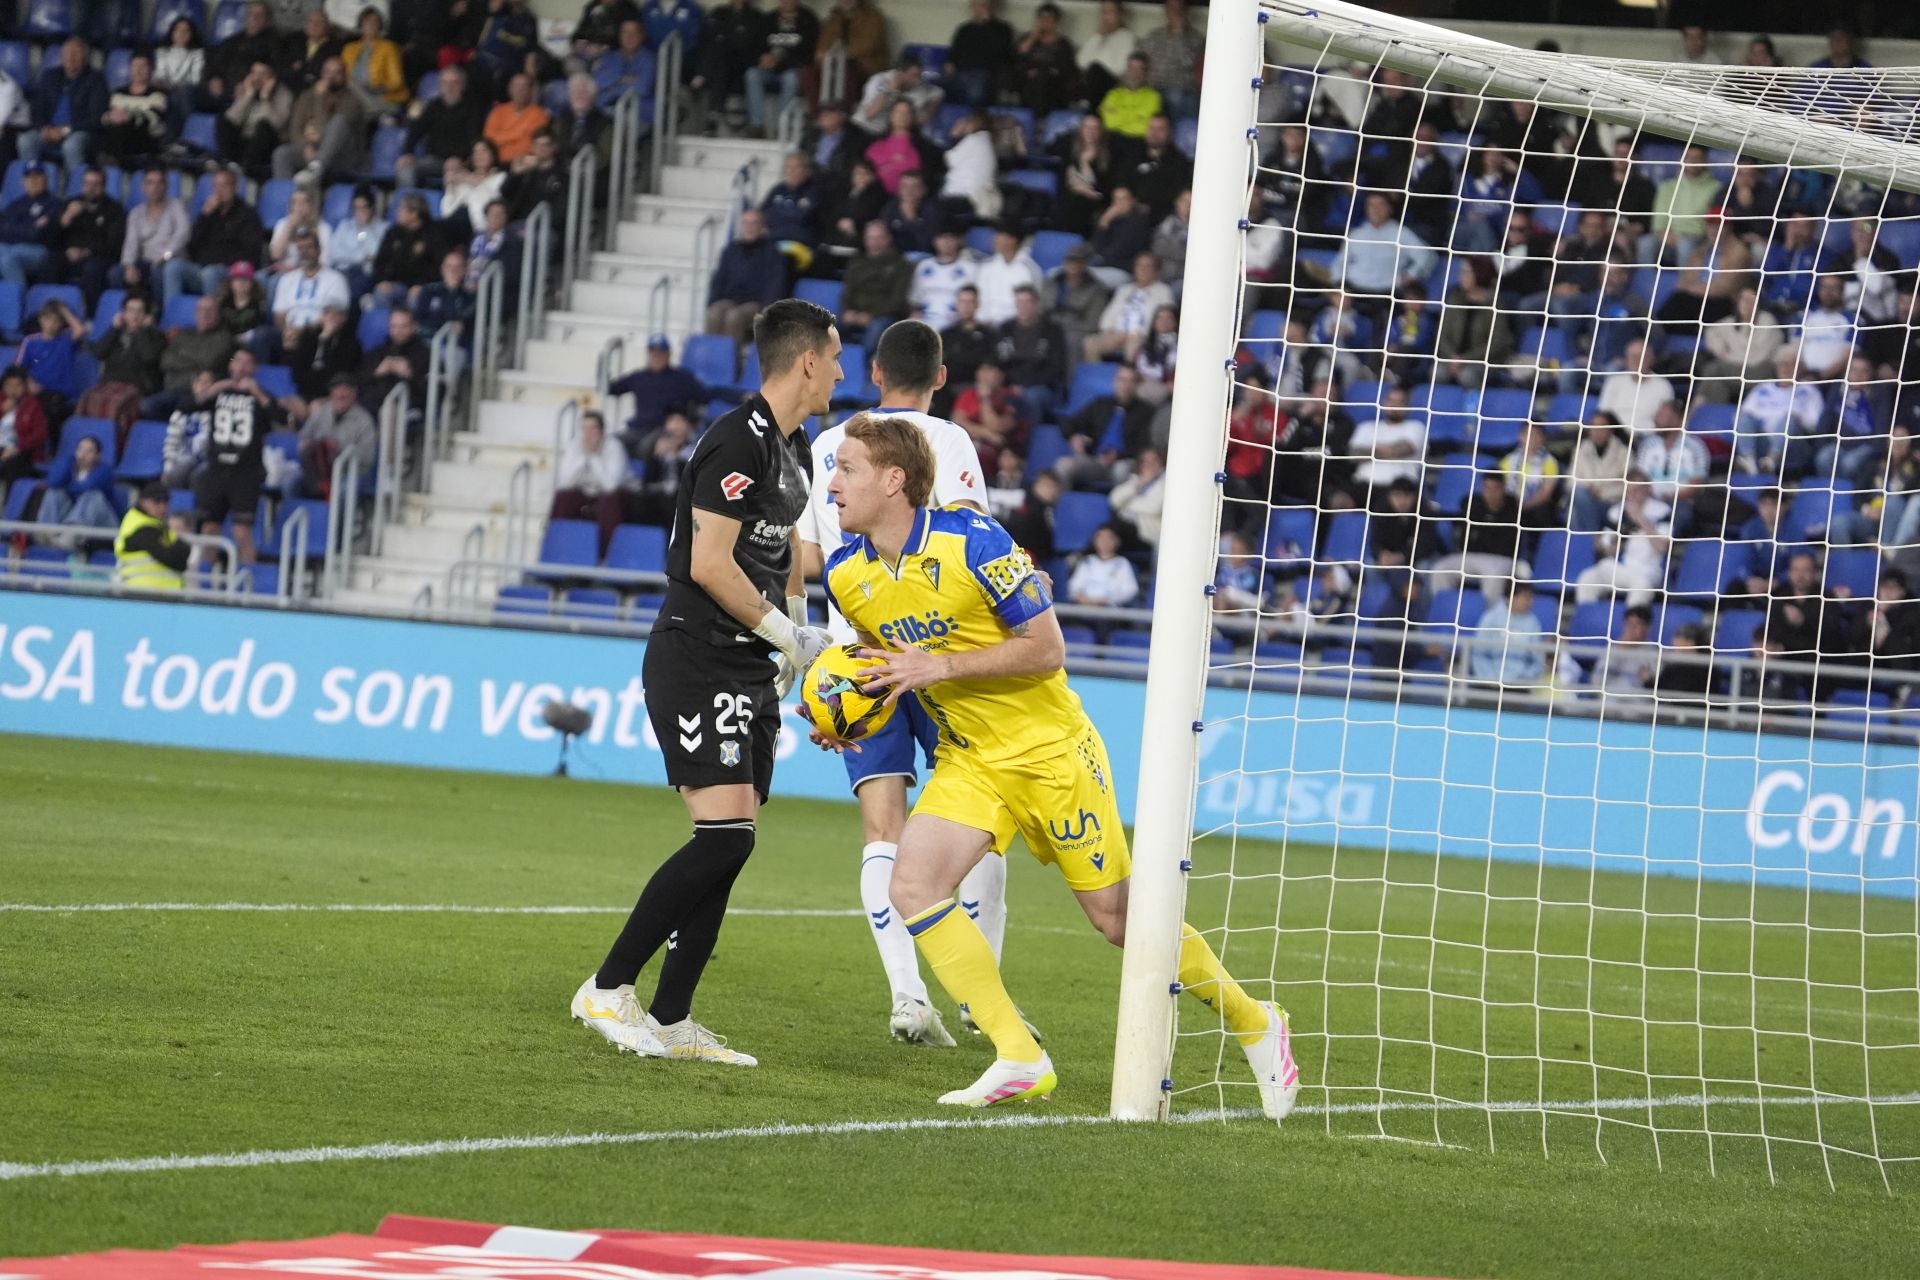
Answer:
[{"xmin": 0, "ymin": 365, "xmax": 52, "ymax": 490}]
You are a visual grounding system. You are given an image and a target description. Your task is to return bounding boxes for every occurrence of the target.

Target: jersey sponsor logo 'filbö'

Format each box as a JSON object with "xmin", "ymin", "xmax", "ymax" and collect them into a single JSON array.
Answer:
[
  {"xmin": 877, "ymin": 611, "xmax": 958, "ymax": 646},
  {"xmin": 720, "ymin": 472, "xmax": 754, "ymax": 501}
]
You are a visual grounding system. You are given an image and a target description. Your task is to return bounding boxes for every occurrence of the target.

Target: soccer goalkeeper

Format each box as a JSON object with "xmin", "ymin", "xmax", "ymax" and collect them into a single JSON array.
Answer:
[{"xmin": 816, "ymin": 413, "xmax": 1299, "ymax": 1115}]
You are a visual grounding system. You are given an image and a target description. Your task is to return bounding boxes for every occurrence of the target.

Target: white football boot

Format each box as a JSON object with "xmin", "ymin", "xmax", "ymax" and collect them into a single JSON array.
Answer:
[
  {"xmin": 937, "ymin": 1052, "xmax": 1058, "ymax": 1108},
  {"xmin": 571, "ymin": 978, "xmax": 667, "ymax": 1058},
  {"xmin": 1241, "ymin": 1001, "xmax": 1301, "ymax": 1122},
  {"xmin": 890, "ymin": 996, "xmax": 958, "ymax": 1047},
  {"xmin": 653, "ymin": 1016, "xmax": 759, "ymax": 1066}
]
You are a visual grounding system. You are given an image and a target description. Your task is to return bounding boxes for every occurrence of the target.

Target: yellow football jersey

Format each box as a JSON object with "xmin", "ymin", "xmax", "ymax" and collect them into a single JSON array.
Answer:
[{"xmin": 824, "ymin": 506, "xmax": 1091, "ymax": 765}]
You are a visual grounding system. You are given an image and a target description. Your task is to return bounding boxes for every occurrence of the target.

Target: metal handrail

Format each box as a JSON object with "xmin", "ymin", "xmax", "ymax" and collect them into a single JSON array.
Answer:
[
  {"xmin": 649, "ymin": 32, "xmax": 684, "ymax": 193},
  {"xmin": 775, "ymin": 97, "xmax": 808, "ymax": 148},
  {"xmin": 595, "ymin": 334, "xmax": 626, "ymax": 403},
  {"xmin": 515, "ymin": 199, "xmax": 553, "ymax": 368},
  {"xmin": 370, "ymin": 381, "xmax": 409, "ymax": 559},
  {"xmin": 606, "ymin": 87, "xmax": 641, "ymax": 241},
  {"xmin": 321, "ymin": 441, "xmax": 364, "ymax": 595},
  {"xmin": 466, "ymin": 259, "xmax": 503, "ymax": 432},
  {"xmin": 562, "ymin": 143, "xmax": 596, "ymax": 285},
  {"xmin": 730, "ymin": 156, "xmax": 761, "ymax": 220},
  {"xmin": 276, "ymin": 501, "xmax": 309, "ymax": 599},
  {"xmin": 645, "ymin": 274, "xmax": 670, "ymax": 343},
  {"xmin": 821, "ymin": 41, "xmax": 847, "ymax": 105},
  {"xmin": 550, "ymin": 397, "xmax": 581, "ymax": 463},
  {"xmin": 421, "ymin": 320, "xmax": 461, "ymax": 492},
  {"xmin": 690, "ymin": 214, "xmax": 722, "ymax": 334},
  {"xmin": 0, "ymin": 519, "xmax": 242, "ymax": 594},
  {"xmin": 506, "ymin": 459, "xmax": 533, "ymax": 568}
]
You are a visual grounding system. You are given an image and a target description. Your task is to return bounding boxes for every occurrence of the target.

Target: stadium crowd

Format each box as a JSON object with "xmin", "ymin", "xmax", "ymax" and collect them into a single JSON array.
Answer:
[{"xmin": 0, "ymin": 2, "xmax": 1913, "ymax": 717}]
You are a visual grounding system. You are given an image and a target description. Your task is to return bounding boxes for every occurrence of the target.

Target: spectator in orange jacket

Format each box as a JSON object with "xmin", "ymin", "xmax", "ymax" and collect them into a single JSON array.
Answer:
[{"xmin": 484, "ymin": 72, "xmax": 552, "ymax": 165}]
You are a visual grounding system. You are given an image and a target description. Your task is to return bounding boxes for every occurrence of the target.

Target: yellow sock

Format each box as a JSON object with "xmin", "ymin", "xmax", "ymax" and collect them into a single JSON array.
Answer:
[
  {"xmin": 1179, "ymin": 923, "xmax": 1272, "ymax": 1048},
  {"xmin": 905, "ymin": 899, "xmax": 1043, "ymax": 1062}
]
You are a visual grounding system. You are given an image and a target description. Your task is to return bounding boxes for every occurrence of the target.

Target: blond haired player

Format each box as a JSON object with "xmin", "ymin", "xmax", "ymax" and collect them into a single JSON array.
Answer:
[{"xmin": 816, "ymin": 414, "xmax": 1300, "ymax": 1113}]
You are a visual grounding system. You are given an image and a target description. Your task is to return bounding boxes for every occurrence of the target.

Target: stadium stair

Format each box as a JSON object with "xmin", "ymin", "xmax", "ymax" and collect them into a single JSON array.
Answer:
[{"xmin": 332, "ymin": 134, "xmax": 789, "ymax": 612}]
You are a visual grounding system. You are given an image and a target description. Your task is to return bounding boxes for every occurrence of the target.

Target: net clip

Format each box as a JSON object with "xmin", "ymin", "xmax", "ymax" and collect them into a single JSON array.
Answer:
[{"xmin": 1169, "ymin": 981, "xmax": 1184, "ymax": 995}]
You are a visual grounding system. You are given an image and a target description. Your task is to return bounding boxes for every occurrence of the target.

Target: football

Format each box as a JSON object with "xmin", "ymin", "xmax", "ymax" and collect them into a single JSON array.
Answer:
[{"xmin": 799, "ymin": 645, "xmax": 898, "ymax": 742}]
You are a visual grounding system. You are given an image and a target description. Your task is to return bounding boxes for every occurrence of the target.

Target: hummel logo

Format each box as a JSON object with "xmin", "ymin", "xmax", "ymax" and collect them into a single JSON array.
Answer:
[
  {"xmin": 666, "ymin": 930, "xmax": 680, "ymax": 951},
  {"xmin": 677, "ymin": 714, "xmax": 700, "ymax": 732},
  {"xmin": 679, "ymin": 733, "xmax": 703, "ymax": 752}
]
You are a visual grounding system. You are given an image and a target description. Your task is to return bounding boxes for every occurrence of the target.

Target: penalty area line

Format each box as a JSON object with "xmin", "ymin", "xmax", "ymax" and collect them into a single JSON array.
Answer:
[{"xmin": 4, "ymin": 1092, "xmax": 1916, "ymax": 1184}]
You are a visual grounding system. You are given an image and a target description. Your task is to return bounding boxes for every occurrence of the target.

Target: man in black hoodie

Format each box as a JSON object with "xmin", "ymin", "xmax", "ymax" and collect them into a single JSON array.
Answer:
[
  {"xmin": 164, "ymin": 167, "xmax": 267, "ymax": 302},
  {"xmin": 397, "ymin": 63, "xmax": 486, "ymax": 187}
]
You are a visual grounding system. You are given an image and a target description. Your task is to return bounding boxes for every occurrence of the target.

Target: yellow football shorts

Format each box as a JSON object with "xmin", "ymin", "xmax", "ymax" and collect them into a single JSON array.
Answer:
[{"xmin": 914, "ymin": 723, "xmax": 1131, "ymax": 892}]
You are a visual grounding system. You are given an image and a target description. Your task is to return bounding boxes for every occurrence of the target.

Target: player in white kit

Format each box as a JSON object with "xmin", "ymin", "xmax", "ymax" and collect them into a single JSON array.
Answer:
[{"xmin": 797, "ymin": 320, "xmax": 1022, "ymax": 1047}]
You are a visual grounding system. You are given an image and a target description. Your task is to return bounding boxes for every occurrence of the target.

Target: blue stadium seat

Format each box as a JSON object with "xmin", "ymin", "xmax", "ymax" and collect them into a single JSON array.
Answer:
[
  {"xmin": 208, "ymin": 0, "xmax": 248, "ymax": 42},
  {"xmin": 167, "ymin": 487, "xmax": 194, "ymax": 516},
  {"xmin": 1040, "ymin": 109, "xmax": 1080, "ymax": 145},
  {"xmin": 1531, "ymin": 528, "xmax": 1595, "ymax": 594},
  {"xmin": 356, "ymin": 306, "xmax": 391, "ymax": 350},
  {"xmin": 679, "ymin": 333, "xmax": 736, "ymax": 389},
  {"xmin": 243, "ymin": 562, "xmax": 281, "ymax": 595},
  {"xmin": 1543, "ymin": 392, "xmax": 1594, "ymax": 430},
  {"xmin": 416, "ymin": 71, "xmax": 441, "ymax": 103},
  {"xmin": 189, "ymin": 171, "xmax": 219, "ymax": 213},
  {"xmin": 1826, "ymin": 547, "xmax": 1879, "ymax": 598},
  {"xmin": 1173, "ymin": 117, "xmax": 1199, "ymax": 156},
  {"xmin": 88, "ymin": 289, "xmax": 125, "ymax": 341},
  {"xmin": 367, "ymin": 125, "xmax": 410, "ymax": 180},
  {"xmin": 1670, "ymin": 539, "xmax": 1738, "ymax": 598},
  {"xmin": 118, "ymin": 420, "xmax": 167, "ymax": 481},
  {"xmin": 1264, "ymin": 506, "xmax": 1316, "ymax": 563},
  {"xmin": 964, "ymin": 226, "xmax": 996, "ymax": 257},
  {"xmin": 832, "ymin": 343, "xmax": 878, "ymax": 406},
  {"xmin": 0, "ymin": 43, "xmax": 30, "ymax": 89},
  {"xmin": 737, "ymin": 347, "xmax": 761, "ymax": 394},
  {"xmin": 1028, "ymin": 230, "xmax": 1083, "ymax": 274},
  {"xmin": 270, "ymin": 498, "xmax": 328, "ymax": 560},
  {"xmin": 998, "ymin": 107, "xmax": 1035, "ymax": 152},
  {"xmin": 182, "ymin": 113, "xmax": 218, "ymax": 154},
  {"xmin": 1320, "ymin": 510, "xmax": 1368, "ymax": 563},
  {"xmin": 537, "ymin": 520, "xmax": 599, "ymax": 570},
  {"xmin": 1713, "ymin": 609, "xmax": 1765, "ymax": 653},
  {"xmin": 255, "ymin": 365, "xmax": 297, "ymax": 399},
  {"xmin": 1063, "ymin": 361, "xmax": 1117, "ymax": 416},
  {"xmin": 63, "ymin": 166, "xmax": 125, "ymax": 201},
  {"xmin": 161, "ymin": 293, "xmax": 199, "ymax": 330},
  {"xmin": 793, "ymin": 278, "xmax": 842, "ymax": 315},
  {"xmin": 257, "ymin": 178, "xmax": 294, "ymax": 228},
  {"xmin": 495, "ymin": 584, "xmax": 552, "ymax": 617},
  {"xmin": 1109, "ymin": 630, "xmax": 1153, "ymax": 654},
  {"xmin": 58, "ymin": 416, "xmax": 118, "ymax": 467},
  {"xmin": 263, "ymin": 430, "xmax": 300, "ymax": 490},
  {"xmin": 3, "ymin": 480, "xmax": 42, "ymax": 522},
  {"xmin": 321, "ymin": 182, "xmax": 356, "ymax": 224},
  {"xmin": 25, "ymin": 283, "xmax": 84, "ymax": 323},
  {"xmin": 0, "ymin": 281, "xmax": 21, "ymax": 339},
  {"xmin": 1005, "ymin": 170, "xmax": 1058, "ymax": 198},
  {"xmin": 1517, "ymin": 325, "xmax": 1576, "ymax": 365},
  {"xmin": 1425, "ymin": 588, "xmax": 1486, "ymax": 631},
  {"xmin": 1565, "ymin": 599, "xmax": 1620, "ymax": 640},
  {"xmin": 1245, "ymin": 309, "xmax": 1287, "ymax": 342},
  {"xmin": 1784, "ymin": 487, "xmax": 1841, "ymax": 540},
  {"xmin": 561, "ymin": 587, "xmax": 622, "ymax": 620},
  {"xmin": 629, "ymin": 591, "xmax": 664, "ymax": 620},
  {"xmin": 1879, "ymin": 218, "xmax": 1920, "ymax": 270},
  {"xmin": 146, "ymin": 0, "xmax": 200, "ymax": 43},
  {"xmin": 604, "ymin": 523, "xmax": 667, "ymax": 573},
  {"xmin": 1656, "ymin": 604, "xmax": 1705, "ymax": 644},
  {"xmin": 1024, "ymin": 424, "xmax": 1070, "ymax": 482},
  {"xmin": 1427, "ymin": 452, "xmax": 1477, "ymax": 513},
  {"xmin": 392, "ymin": 186, "xmax": 442, "ymax": 219},
  {"xmin": 103, "ymin": 47, "xmax": 133, "ymax": 90},
  {"xmin": 21, "ymin": 0, "xmax": 76, "ymax": 39},
  {"xmin": 0, "ymin": 160, "xmax": 32, "ymax": 207},
  {"xmin": 1052, "ymin": 491, "xmax": 1111, "ymax": 553}
]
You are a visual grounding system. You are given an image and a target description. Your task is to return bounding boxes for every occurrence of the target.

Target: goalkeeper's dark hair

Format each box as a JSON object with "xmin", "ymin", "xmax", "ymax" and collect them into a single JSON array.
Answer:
[
  {"xmin": 754, "ymin": 298, "xmax": 838, "ymax": 378},
  {"xmin": 844, "ymin": 412, "xmax": 936, "ymax": 507},
  {"xmin": 871, "ymin": 319, "xmax": 944, "ymax": 396}
]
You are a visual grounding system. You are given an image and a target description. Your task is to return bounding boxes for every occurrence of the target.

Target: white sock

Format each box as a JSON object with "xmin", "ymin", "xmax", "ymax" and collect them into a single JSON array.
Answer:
[
  {"xmin": 959, "ymin": 852, "xmax": 1009, "ymax": 964},
  {"xmin": 860, "ymin": 841, "xmax": 928, "ymax": 1004}
]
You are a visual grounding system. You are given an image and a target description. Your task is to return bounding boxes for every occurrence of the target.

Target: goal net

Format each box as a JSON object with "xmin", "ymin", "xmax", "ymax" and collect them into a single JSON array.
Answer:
[{"xmin": 1115, "ymin": 0, "xmax": 1920, "ymax": 1190}]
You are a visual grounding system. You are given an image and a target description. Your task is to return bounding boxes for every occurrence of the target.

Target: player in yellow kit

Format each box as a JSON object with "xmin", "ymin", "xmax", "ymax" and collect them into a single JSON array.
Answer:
[{"xmin": 818, "ymin": 413, "xmax": 1300, "ymax": 1115}]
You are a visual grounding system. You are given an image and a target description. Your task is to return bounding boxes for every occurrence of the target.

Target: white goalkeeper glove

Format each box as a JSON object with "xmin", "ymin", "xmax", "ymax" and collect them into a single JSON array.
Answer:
[{"xmin": 763, "ymin": 595, "xmax": 830, "ymax": 698}]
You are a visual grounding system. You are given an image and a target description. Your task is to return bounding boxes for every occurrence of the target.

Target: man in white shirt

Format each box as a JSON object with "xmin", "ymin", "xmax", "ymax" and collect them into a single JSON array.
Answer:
[
  {"xmin": 1336, "ymin": 192, "xmax": 1434, "ymax": 303},
  {"xmin": 938, "ymin": 111, "xmax": 1001, "ymax": 221},
  {"xmin": 1083, "ymin": 251, "xmax": 1175, "ymax": 362},
  {"xmin": 1678, "ymin": 26, "xmax": 1724, "ymax": 65},
  {"xmin": 270, "ymin": 232, "xmax": 351, "ymax": 347},
  {"xmin": 548, "ymin": 409, "xmax": 634, "ymax": 556},
  {"xmin": 854, "ymin": 57, "xmax": 944, "ymax": 131},
  {"xmin": 795, "ymin": 319, "xmax": 1011, "ymax": 1050},
  {"xmin": 973, "ymin": 226, "xmax": 1042, "ymax": 326},
  {"xmin": 1598, "ymin": 336, "xmax": 1676, "ymax": 432},
  {"xmin": 1736, "ymin": 345, "xmax": 1824, "ymax": 473},
  {"xmin": 1795, "ymin": 273, "xmax": 1855, "ymax": 378},
  {"xmin": 909, "ymin": 229, "xmax": 977, "ymax": 332},
  {"xmin": 1347, "ymin": 384, "xmax": 1427, "ymax": 494},
  {"xmin": 1634, "ymin": 400, "xmax": 1709, "ymax": 534},
  {"xmin": 1066, "ymin": 524, "xmax": 1139, "ymax": 606}
]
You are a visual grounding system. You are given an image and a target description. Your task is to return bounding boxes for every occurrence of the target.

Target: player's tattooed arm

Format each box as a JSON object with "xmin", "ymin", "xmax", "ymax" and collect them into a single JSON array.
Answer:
[
  {"xmin": 1010, "ymin": 620, "xmax": 1032, "ymax": 638},
  {"xmin": 688, "ymin": 506, "xmax": 781, "ymax": 630}
]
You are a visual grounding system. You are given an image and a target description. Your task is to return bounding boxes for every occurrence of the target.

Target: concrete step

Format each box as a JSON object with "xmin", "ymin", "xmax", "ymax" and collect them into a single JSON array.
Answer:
[
  {"xmin": 478, "ymin": 397, "xmax": 572, "ymax": 445},
  {"xmin": 448, "ymin": 432, "xmax": 557, "ymax": 470},
  {"xmin": 627, "ymin": 193, "xmax": 732, "ymax": 227},
  {"xmin": 542, "ymin": 310, "xmax": 691, "ymax": 350},
  {"xmin": 613, "ymin": 216, "xmax": 723, "ymax": 261},
  {"xmin": 425, "ymin": 458, "xmax": 555, "ymax": 509},
  {"xmin": 659, "ymin": 163, "xmax": 757, "ymax": 203},
  {"xmin": 521, "ymin": 337, "xmax": 605, "ymax": 385},
  {"xmin": 584, "ymin": 252, "xmax": 704, "ymax": 295},
  {"xmin": 344, "ymin": 555, "xmax": 462, "ymax": 599},
  {"xmin": 670, "ymin": 135, "xmax": 791, "ymax": 172},
  {"xmin": 379, "ymin": 519, "xmax": 516, "ymax": 566},
  {"xmin": 569, "ymin": 276, "xmax": 708, "ymax": 321},
  {"xmin": 496, "ymin": 368, "xmax": 594, "ymax": 407}
]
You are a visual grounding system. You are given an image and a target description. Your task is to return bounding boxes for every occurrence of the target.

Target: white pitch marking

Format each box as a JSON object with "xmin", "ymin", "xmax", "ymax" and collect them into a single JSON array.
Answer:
[
  {"xmin": 2, "ymin": 1093, "xmax": 1914, "ymax": 1184},
  {"xmin": 0, "ymin": 903, "xmax": 861, "ymax": 917}
]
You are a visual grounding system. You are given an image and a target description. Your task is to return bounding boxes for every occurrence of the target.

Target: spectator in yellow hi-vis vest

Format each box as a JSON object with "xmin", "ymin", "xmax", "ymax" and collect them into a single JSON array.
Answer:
[{"xmin": 115, "ymin": 481, "xmax": 189, "ymax": 592}]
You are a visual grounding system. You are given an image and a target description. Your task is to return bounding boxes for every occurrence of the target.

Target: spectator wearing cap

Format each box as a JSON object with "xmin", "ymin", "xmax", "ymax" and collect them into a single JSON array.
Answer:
[
  {"xmin": 1100, "ymin": 53, "xmax": 1161, "ymax": 142},
  {"xmin": 23, "ymin": 37, "xmax": 108, "ymax": 173},
  {"xmin": 217, "ymin": 263, "xmax": 269, "ymax": 350},
  {"xmin": 399, "ymin": 64, "xmax": 485, "ymax": 188},
  {"xmin": 819, "ymin": 0, "xmax": 889, "ymax": 86},
  {"xmin": 707, "ymin": 209, "xmax": 787, "ymax": 345},
  {"xmin": 275, "ymin": 55, "xmax": 365, "ymax": 182},
  {"xmin": 339, "ymin": 8, "xmax": 409, "ymax": 112},
  {"xmin": 290, "ymin": 303, "xmax": 364, "ymax": 401},
  {"xmin": 594, "ymin": 19, "xmax": 656, "ymax": 111},
  {"xmin": 120, "ymin": 170, "xmax": 191, "ymax": 301},
  {"xmin": 296, "ymin": 373, "xmax": 377, "ymax": 498},
  {"xmin": 1057, "ymin": 363, "xmax": 1154, "ymax": 489},
  {"xmin": 945, "ymin": 0, "xmax": 1014, "ymax": 110},
  {"xmin": 839, "ymin": 221, "xmax": 911, "ymax": 345},
  {"xmin": 996, "ymin": 283, "xmax": 1069, "ymax": 425},
  {"xmin": 551, "ymin": 409, "xmax": 636, "ymax": 556},
  {"xmin": 605, "ymin": 334, "xmax": 706, "ymax": 444},
  {"xmin": 761, "ymin": 153, "xmax": 823, "ymax": 246},
  {"xmin": 1049, "ymin": 243, "xmax": 1112, "ymax": 358},
  {"xmin": 974, "ymin": 226, "xmax": 1043, "ymax": 327},
  {"xmin": 144, "ymin": 296, "xmax": 237, "ymax": 421},
  {"xmin": 0, "ymin": 165, "xmax": 59, "ymax": 294},
  {"xmin": 940, "ymin": 111, "xmax": 1002, "ymax": 222},
  {"xmin": 168, "ymin": 167, "xmax": 268, "ymax": 304},
  {"xmin": 115, "ymin": 481, "xmax": 190, "ymax": 590}
]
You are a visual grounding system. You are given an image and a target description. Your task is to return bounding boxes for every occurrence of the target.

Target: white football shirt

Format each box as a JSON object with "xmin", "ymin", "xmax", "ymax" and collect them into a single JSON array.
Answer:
[{"xmin": 799, "ymin": 408, "xmax": 989, "ymax": 642}]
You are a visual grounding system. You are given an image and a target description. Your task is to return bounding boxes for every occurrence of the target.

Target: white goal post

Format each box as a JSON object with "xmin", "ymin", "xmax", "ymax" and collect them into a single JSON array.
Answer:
[{"xmin": 1113, "ymin": 0, "xmax": 1920, "ymax": 1185}]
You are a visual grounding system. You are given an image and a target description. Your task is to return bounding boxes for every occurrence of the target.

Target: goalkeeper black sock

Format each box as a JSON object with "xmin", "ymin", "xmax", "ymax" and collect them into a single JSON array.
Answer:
[
  {"xmin": 648, "ymin": 844, "xmax": 753, "ymax": 1026},
  {"xmin": 594, "ymin": 820, "xmax": 756, "ymax": 992}
]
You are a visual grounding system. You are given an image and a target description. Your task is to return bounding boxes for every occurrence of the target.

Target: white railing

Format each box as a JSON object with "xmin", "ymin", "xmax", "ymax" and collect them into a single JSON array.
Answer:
[
  {"xmin": 689, "ymin": 214, "xmax": 722, "ymax": 334},
  {"xmin": 421, "ymin": 320, "xmax": 462, "ymax": 492},
  {"xmin": 776, "ymin": 97, "xmax": 808, "ymax": 148},
  {"xmin": 649, "ymin": 33, "xmax": 684, "ymax": 193},
  {"xmin": 0, "ymin": 519, "xmax": 242, "ymax": 594},
  {"xmin": 515, "ymin": 199, "xmax": 553, "ymax": 368},
  {"xmin": 466, "ymin": 259, "xmax": 504, "ymax": 432},
  {"xmin": 606, "ymin": 88, "xmax": 643, "ymax": 240},
  {"xmin": 368, "ymin": 381, "xmax": 409, "ymax": 559},
  {"xmin": 321, "ymin": 442, "xmax": 366, "ymax": 595},
  {"xmin": 276, "ymin": 500, "xmax": 310, "ymax": 599},
  {"xmin": 821, "ymin": 41, "xmax": 847, "ymax": 105},
  {"xmin": 562, "ymin": 143, "xmax": 597, "ymax": 284},
  {"xmin": 595, "ymin": 334, "xmax": 626, "ymax": 403}
]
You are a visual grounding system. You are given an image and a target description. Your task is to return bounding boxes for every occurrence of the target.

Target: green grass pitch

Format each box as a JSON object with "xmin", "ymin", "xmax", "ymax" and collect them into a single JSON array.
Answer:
[{"xmin": 1, "ymin": 733, "xmax": 1915, "ymax": 1278}]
